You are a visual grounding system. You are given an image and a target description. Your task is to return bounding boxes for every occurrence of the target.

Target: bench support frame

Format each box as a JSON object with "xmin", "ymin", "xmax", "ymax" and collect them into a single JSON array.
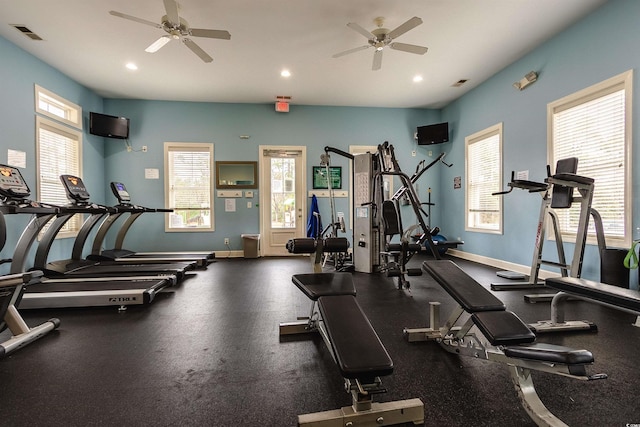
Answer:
[{"xmin": 404, "ymin": 299, "xmax": 601, "ymax": 427}]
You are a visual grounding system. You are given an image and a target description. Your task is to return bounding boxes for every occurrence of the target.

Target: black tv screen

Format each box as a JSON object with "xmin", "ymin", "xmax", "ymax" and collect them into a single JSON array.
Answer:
[
  {"xmin": 89, "ymin": 112, "xmax": 130, "ymax": 139},
  {"xmin": 417, "ymin": 122, "xmax": 449, "ymax": 145}
]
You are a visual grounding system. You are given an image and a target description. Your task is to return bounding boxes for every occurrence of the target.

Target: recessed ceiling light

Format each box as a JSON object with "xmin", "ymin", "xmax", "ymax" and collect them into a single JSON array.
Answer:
[
  {"xmin": 413, "ymin": 75, "xmax": 423, "ymax": 83},
  {"xmin": 281, "ymin": 69, "xmax": 291, "ymax": 78},
  {"xmin": 126, "ymin": 63, "xmax": 138, "ymax": 71}
]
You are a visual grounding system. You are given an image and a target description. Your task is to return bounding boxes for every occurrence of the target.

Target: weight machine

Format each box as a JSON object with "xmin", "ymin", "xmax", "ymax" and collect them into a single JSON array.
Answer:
[{"xmin": 352, "ymin": 141, "xmax": 458, "ymax": 288}]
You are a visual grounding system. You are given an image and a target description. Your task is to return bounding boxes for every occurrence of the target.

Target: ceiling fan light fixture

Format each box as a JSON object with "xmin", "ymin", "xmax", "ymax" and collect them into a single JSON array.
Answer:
[{"xmin": 145, "ymin": 36, "xmax": 171, "ymax": 53}]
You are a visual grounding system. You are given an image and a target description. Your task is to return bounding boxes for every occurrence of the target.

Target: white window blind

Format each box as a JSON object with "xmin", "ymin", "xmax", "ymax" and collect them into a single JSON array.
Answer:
[
  {"xmin": 466, "ymin": 123, "xmax": 502, "ymax": 233},
  {"xmin": 549, "ymin": 70, "xmax": 632, "ymax": 246},
  {"xmin": 36, "ymin": 116, "xmax": 82, "ymax": 236},
  {"xmin": 164, "ymin": 142, "xmax": 214, "ymax": 232}
]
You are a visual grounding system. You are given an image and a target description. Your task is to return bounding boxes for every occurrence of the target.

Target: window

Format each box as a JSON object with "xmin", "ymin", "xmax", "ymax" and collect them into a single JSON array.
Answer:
[
  {"xmin": 35, "ymin": 84, "xmax": 82, "ymax": 129},
  {"xmin": 548, "ymin": 70, "xmax": 632, "ymax": 247},
  {"xmin": 36, "ymin": 116, "xmax": 83, "ymax": 237},
  {"xmin": 465, "ymin": 123, "xmax": 502, "ymax": 233},
  {"xmin": 35, "ymin": 86, "xmax": 83, "ymax": 238},
  {"xmin": 164, "ymin": 142, "xmax": 214, "ymax": 232}
]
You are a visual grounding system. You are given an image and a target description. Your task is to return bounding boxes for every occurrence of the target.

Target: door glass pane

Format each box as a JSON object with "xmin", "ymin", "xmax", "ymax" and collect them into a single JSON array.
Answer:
[{"xmin": 271, "ymin": 157, "xmax": 296, "ymax": 228}]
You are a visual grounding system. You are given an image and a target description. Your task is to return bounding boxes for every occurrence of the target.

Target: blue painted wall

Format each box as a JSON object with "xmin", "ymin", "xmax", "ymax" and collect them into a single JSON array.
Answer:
[
  {"xmin": 439, "ymin": 0, "xmax": 639, "ymax": 285},
  {"xmin": 1, "ymin": 0, "xmax": 637, "ymax": 286},
  {"xmin": 0, "ymin": 36, "xmax": 105, "ymax": 273},
  {"xmin": 102, "ymin": 99, "xmax": 440, "ymax": 251}
]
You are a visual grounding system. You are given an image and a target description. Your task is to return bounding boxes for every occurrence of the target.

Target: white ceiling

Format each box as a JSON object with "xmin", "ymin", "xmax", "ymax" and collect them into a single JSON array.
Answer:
[{"xmin": 1, "ymin": 0, "xmax": 607, "ymax": 109}]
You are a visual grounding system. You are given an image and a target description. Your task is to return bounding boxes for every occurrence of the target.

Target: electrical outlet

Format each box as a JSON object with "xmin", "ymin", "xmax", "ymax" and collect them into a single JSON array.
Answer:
[
  {"xmin": 411, "ymin": 150, "xmax": 416, "ymax": 157},
  {"xmin": 224, "ymin": 238, "xmax": 230, "ymax": 245},
  {"xmin": 142, "ymin": 146, "xmax": 148, "ymax": 152},
  {"xmin": 127, "ymin": 146, "xmax": 132, "ymax": 152}
]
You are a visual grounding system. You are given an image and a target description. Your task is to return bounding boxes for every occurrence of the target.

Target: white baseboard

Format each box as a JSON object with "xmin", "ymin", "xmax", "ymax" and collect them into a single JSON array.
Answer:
[
  {"xmin": 214, "ymin": 250, "xmax": 245, "ymax": 258},
  {"xmin": 447, "ymin": 249, "xmax": 558, "ymax": 279}
]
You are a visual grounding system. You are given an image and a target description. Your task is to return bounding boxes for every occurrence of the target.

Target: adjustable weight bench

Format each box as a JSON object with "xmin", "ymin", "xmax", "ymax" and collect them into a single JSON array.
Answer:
[
  {"xmin": 280, "ymin": 272, "xmax": 424, "ymax": 426},
  {"xmin": 405, "ymin": 260, "xmax": 606, "ymax": 427},
  {"xmin": 529, "ymin": 276, "xmax": 640, "ymax": 333}
]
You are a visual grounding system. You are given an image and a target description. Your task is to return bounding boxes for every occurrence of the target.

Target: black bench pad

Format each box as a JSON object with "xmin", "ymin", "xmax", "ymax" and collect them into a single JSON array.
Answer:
[
  {"xmin": 318, "ymin": 295, "xmax": 393, "ymax": 380},
  {"xmin": 472, "ymin": 311, "xmax": 536, "ymax": 346},
  {"xmin": 546, "ymin": 277, "xmax": 640, "ymax": 313},
  {"xmin": 292, "ymin": 273, "xmax": 356, "ymax": 300},
  {"xmin": 504, "ymin": 343, "xmax": 594, "ymax": 365},
  {"xmin": 422, "ymin": 260, "xmax": 505, "ymax": 312}
]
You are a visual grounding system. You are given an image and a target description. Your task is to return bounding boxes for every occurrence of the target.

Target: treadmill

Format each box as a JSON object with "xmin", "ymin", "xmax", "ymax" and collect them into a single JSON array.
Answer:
[
  {"xmin": 0, "ymin": 173, "xmax": 60, "ymax": 354},
  {"xmin": 87, "ymin": 181, "xmax": 214, "ymax": 267},
  {"xmin": 32, "ymin": 174, "xmax": 197, "ymax": 282},
  {"xmin": 0, "ymin": 165, "xmax": 175, "ymax": 310}
]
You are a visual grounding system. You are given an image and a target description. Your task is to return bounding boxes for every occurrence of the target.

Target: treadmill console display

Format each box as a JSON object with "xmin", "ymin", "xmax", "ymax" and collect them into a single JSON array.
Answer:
[
  {"xmin": 0, "ymin": 165, "xmax": 31, "ymax": 198},
  {"xmin": 110, "ymin": 182, "xmax": 131, "ymax": 203},
  {"xmin": 60, "ymin": 175, "xmax": 91, "ymax": 202}
]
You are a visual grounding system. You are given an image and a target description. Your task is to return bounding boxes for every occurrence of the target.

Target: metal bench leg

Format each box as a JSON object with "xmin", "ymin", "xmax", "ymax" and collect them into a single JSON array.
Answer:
[{"xmin": 509, "ymin": 365, "xmax": 568, "ymax": 427}]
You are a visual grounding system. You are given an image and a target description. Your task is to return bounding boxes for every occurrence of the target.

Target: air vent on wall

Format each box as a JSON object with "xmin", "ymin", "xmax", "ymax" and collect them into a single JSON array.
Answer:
[
  {"xmin": 451, "ymin": 79, "xmax": 468, "ymax": 88},
  {"xmin": 11, "ymin": 25, "xmax": 43, "ymax": 40}
]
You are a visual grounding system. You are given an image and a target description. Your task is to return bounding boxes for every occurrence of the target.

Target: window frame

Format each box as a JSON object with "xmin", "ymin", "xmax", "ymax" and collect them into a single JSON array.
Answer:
[
  {"xmin": 34, "ymin": 84, "xmax": 82, "ymax": 129},
  {"xmin": 547, "ymin": 70, "xmax": 633, "ymax": 248},
  {"xmin": 164, "ymin": 142, "xmax": 215, "ymax": 233},
  {"xmin": 465, "ymin": 123, "xmax": 503, "ymax": 234}
]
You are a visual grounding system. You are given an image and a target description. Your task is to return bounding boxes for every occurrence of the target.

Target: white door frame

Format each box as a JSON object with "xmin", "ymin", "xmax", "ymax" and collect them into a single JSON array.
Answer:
[{"xmin": 259, "ymin": 145, "xmax": 307, "ymax": 256}]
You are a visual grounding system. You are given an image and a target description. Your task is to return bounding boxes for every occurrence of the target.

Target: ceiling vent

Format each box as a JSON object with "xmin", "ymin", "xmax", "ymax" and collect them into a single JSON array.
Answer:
[
  {"xmin": 11, "ymin": 25, "xmax": 43, "ymax": 40},
  {"xmin": 451, "ymin": 79, "xmax": 468, "ymax": 88}
]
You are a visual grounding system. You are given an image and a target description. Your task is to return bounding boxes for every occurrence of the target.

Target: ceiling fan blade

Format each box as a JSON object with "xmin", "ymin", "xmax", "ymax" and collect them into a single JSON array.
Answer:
[
  {"xmin": 163, "ymin": 0, "xmax": 180, "ymax": 25},
  {"xmin": 347, "ymin": 22, "xmax": 375, "ymax": 40},
  {"xmin": 332, "ymin": 45, "xmax": 370, "ymax": 58},
  {"xmin": 387, "ymin": 16, "xmax": 422, "ymax": 40},
  {"xmin": 109, "ymin": 11, "xmax": 162, "ymax": 29},
  {"xmin": 145, "ymin": 35, "xmax": 172, "ymax": 53},
  {"xmin": 190, "ymin": 28, "xmax": 231, "ymax": 40},
  {"xmin": 182, "ymin": 38, "xmax": 213, "ymax": 63},
  {"xmin": 372, "ymin": 49, "xmax": 383, "ymax": 71},
  {"xmin": 389, "ymin": 42, "xmax": 428, "ymax": 55}
]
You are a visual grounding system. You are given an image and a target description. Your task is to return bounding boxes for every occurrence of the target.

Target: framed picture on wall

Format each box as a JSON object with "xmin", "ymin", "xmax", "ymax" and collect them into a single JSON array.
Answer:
[{"xmin": 312, "ymin": 166, "xmax": 342, "ymax": 189}]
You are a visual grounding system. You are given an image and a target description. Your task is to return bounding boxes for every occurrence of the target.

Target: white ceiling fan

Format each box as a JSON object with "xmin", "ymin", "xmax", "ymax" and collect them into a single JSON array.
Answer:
[
  {"xmin": 109, "ymin": 0, "xmax": 230, "ymax": 63},
  {"xmin": 333, "ymin": 16, "xmax": 428, "ymax": 71}
]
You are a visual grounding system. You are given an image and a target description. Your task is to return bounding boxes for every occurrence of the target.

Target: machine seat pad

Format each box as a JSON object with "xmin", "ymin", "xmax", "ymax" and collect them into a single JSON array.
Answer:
[
  {"xmin": 286, "ymin": 238, "xmax": 317, "ymax": 254},
  {"xmin": 318, "ymin": 295, "xmax": 393, "ymax": 380},
  {"xmin": 472, "ymin": 310, "xmax": 536, "ymax": 346},
  {"xmin": 546, "ymin": 277, "xmax": 640, "ymax": 313},
  {"xmin": 292, "ymin": 273, "xmax": 356, "ymax": 301},
  {"xmin": 422, "ymin": 260, "xmax": 505, "ymax": 312},
  {"xmin": 504, "ymin": 343, "xmax": 594, "ymax": 365}
]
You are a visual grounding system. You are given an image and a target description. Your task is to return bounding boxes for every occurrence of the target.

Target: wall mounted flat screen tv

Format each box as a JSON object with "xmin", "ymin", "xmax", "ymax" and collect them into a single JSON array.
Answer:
[
  {"xmin": 417, "ymin": 122, "xmax": 449, "ymax": 145},
  {"xmin": 313, "ymin": 166, "xmax": 342, "ymax": 189},
  {"xmin": 89, "ymin": 112, "xmax": 130, "ymax": 139}
]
